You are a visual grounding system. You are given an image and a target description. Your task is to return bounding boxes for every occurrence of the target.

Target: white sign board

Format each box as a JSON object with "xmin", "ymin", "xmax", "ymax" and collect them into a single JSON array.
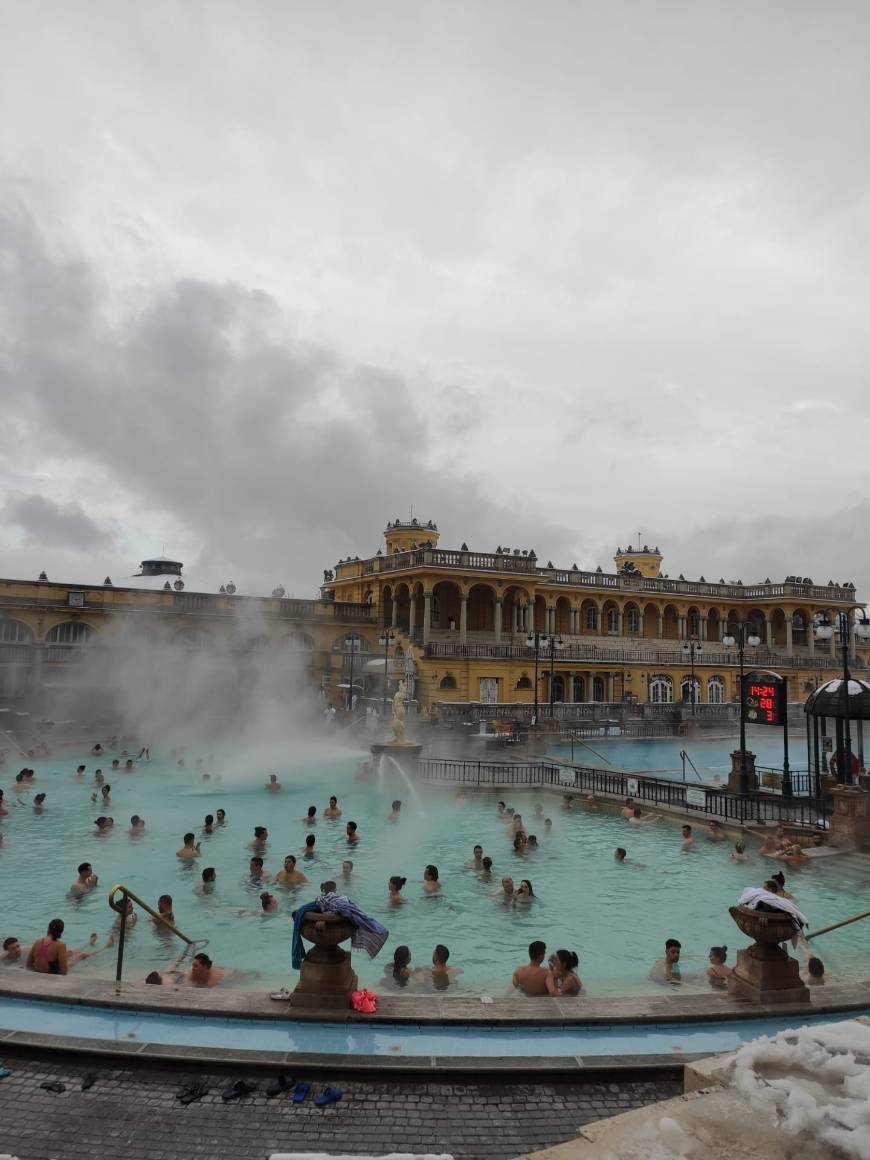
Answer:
[
  {"xmin": 685, "ymin": 787, "xmax": 707, "ymax": 808},
  {"xmin": 626, "ymin": 777, "xmax": 639, "ymax": 796}
]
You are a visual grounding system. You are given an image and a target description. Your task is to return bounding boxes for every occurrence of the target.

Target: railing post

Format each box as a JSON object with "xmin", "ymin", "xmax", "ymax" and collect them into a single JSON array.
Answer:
[{"xmin": 115, "ymin": 889, "xmax": 128, "ymax": 986}]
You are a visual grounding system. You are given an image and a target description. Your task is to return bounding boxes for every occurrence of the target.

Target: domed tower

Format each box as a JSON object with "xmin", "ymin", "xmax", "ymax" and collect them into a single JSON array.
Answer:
[
  {"xmin": 614, "ymin": 544, "xmax": 663, "ymax": 578},
  {"xmin": 384, "ymin": 518, "xmax": 439, "ymax": 554}
]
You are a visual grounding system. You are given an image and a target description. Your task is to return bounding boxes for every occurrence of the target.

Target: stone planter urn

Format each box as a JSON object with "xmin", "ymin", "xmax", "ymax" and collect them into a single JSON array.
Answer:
[
  {"xmin": 727, "ymin": 905, "xmax": 809, "ymax": 1005},
  {"xmin": 290, "ymin": 911, "xmax": 358, "ymax": 1009}
]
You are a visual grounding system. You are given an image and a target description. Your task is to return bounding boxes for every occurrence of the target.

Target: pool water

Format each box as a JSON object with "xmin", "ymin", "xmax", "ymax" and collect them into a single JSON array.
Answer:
[
  {"xmin": 1, "ymin": 745, "xmax": 868, "ymax": 995},
  {"xmin": 549, "ymin": 728, "xmax": 813, "ymax": 784},
  {"xmin": 0, "ymin": 994, "xmax": 864, "ymax": 1058}
]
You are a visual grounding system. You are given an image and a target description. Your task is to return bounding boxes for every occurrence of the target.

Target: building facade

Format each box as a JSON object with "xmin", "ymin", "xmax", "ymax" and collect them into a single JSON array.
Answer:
[
  {"xmin": 1, "ymin": 525, "xmax": 866, "ymax": 719},
  {"xmin": 323, "ymin": 520, "xmax": 869, "ymax": 712}
]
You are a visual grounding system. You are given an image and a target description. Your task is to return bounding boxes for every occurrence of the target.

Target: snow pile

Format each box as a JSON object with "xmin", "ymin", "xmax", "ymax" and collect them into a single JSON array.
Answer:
[{"xmin": 728, "ymin": 1019, "xmax": 870, "ymax": 1159}]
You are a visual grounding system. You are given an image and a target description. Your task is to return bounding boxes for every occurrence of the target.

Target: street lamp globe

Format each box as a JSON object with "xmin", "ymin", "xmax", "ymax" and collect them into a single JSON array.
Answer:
[{"xmin": 746, "ymin": 632, "xmax": 761, "ymax": 648}]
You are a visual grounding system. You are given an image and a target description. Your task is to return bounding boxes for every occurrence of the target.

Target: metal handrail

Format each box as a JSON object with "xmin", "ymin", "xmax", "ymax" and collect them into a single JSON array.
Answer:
[
  {"xmin": 807, "ymin": 907, "xmax": 870, "ymax": 941},
  {"xmin": 108, "ymin": 882, "xmax": 199, "ymax": 986}
]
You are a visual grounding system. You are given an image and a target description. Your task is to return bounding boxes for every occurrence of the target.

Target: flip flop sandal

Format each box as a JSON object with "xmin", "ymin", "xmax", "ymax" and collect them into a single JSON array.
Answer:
[
  {"xmin": 266, "ymin": 1073, "xmax": 294, "ymax": 1097},
  {"xmin": 291, "ymin": 1081, "xmax": 310, "ymax": 1103},
  {"xmin": 40, "ymin": 1081, "xmax": 66, "ymax": 1093},
  {"xmin": 269, "ymin": 987, "xmax": 292, "ymax": 1001},
  {"xmin": 313, "ymin": 1086, "xmax": 343, "ymax": 1107},
  {"xmin": 177, "ymin": 1081, "xmax": 209, "ymax": 1105},
  {"xmin": 221, "ymin": 1079, "xmax": 257, "ymax": 1102}
]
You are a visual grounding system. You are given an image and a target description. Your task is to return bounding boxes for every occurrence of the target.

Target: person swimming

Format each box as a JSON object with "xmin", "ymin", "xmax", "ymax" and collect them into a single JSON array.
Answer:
[
  {"xmin": 513, "ymin": 878, "xmax": 535, "ymax": 904},
  {"xmin": 387, "ymin": 800, "xmax": 402, "ymax": 822},
  {"xmin": 276, "ymin": 854, "xmax": 308, "ymax": 886},
  {"xmin": 177, "ymin": 833, "xmax": 201, "ymax": 859},
  {"xmin": 266, "ymin": 774, "xmax": 282, "ymax": 792},
  {"xmin": 385, "ymin": 945, "xmax": 412, "ymax": 989},
  {"xmin": 26, "ymin": 919, "xmax": 68, "ymax": 975},
  {"xmin": 466, "ymin": 844, "xmax": 484, "ymax": 868},
  {"xmin": 129, "ymin": 815, "xmax": 145, "ymax": 834},
  {"xmin": 323, "ymin": 795, "xmax": 342, "ymax": 818},
  {"xmin": 69, "ymin": 862, "xmax": 98, "ymax": 896},
  {"xmin": 259, "ymin": 891, "xmax": 278, "ymax": 914},
  {"xmin": 681, "ymin": 824, "xmax": 695, "ymax": 852},
  {"xmin": 731, "ymin": 841, "xmax": 750, "ymax": 863},
  {"xmin": 650, "ymin": 938, "xmax": 682, "ymax": 985},
  {"xmin": 303, "ymin": 805, "xmax": 317, "ymax": 825},
  {"xmin": 546, "ymin": 949, "xmax": 581, "ymax": 996},
  {"xmin": 346, "ymin": 821, "xmax": 360, "ymax": 843},
  {"xmin": 303, "ymin": 833, "xmax": 317, "ymax": 859},
  {"xmin": 423, "ymin": 864, "xmax": 442, "ymax": 893},
  {"xmin": 429, "ymin": 944, "xmax": 461, "ymax": 991},
  {"xmin": 249, "ymin": 826, "xmax": 269, "ymax": 850},
  {"xmin": 341, "ymin": 860, "xmax": 353, "ymax": 881},
  {"xmin": 513, "ymin": 831, "xmax": 528, "ymax": 853},
  {"xmin": 197, "ymin": 867, "xmax": 217, "ymax": 894},
  {"xmin": 497, "ymin": 876, "xmax": 515, "ymax": 900},
  {"xmin": 706, "ymin": 946, "xmax": 730, "ymax": 989},
  {"xmin": 388, "ymin": 875, "xmax": 407, "ymax": 905},
  {"xmin": 512, "ymin": 940, "xmax": 549, "ymax": 996}
]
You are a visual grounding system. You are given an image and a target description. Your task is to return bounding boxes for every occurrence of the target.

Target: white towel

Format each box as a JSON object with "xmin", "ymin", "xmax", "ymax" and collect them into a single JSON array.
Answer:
[{"xmin": 737, "ymin": 887, "xmax": 808, "ymax": 928}]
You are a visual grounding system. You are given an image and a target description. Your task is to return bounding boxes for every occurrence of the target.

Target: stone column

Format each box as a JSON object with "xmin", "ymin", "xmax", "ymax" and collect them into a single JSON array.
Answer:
[
  {"xmin": 408, "ymin": 596, "xmax": 416, "ymax": 637},
  {"xmin": 494, "ymin": 598, "xmax": 503, "ymax": 643},
  {"xmin": 808, "ymin": 626, "xmax": 815, "ymax": 656},
  {"xmin": 588, "ymin": 674, "xmax": 596, "ymax": 703},
  {"xmin": 657, "ymin": 612, "xmax": 664, "ymax": 639},
  {"xmin": 617, "ymin": 611, "xmax": 624, "ymax": 636},
  {"xmin": 391, "ymin": 598, "xmax": 399, "ymax": 629},
  {"xmin": 606, "ymin": 673, "xmax": 614, "ymax": 702},
  {"xmin": 31, "ymin": 642, "xmax": 44, "ymax": 713},
  {"xmin": 423, "ymin": 591, "xmax": 433, "ymax": 646},
  {"xmin": 459, "ymin": 592, "xmax": 468, "ymax": 645},
  {"xmin": 786, "ymin": 618, "xmax": 793, "ymax": 654},
  {"xmin": 700, "ymin": 618, "xmax": 708, "ymax": 641},
  {"xmin": 678, "ymin": 615, "xmax": 686, "ymax": 640},
  {"xmin": 548, "ymin": 606, "xmax": 555, "ymax": 634},
  {"xmin": 765, "ymin": 618, "xmax": 773, "ymax": 648}
]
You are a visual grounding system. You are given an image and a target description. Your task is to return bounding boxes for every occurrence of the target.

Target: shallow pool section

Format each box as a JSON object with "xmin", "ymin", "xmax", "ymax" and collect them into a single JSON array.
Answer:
[
  {"xmin": 0, "ymin": 995, "xmax": 865, "ymax": 1058},
  {"xmin": 2, "ymin": 746, "xmax": 869, "ymax": 994}
]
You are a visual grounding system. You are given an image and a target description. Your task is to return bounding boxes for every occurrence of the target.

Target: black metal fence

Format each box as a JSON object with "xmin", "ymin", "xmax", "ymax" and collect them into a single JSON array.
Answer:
[{"xmin": 416, "ymin": 757, "xmax": 828, "ymax": 827}]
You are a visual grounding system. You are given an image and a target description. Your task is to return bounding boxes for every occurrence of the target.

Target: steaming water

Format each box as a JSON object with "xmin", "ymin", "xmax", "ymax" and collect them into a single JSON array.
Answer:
[{"xmin": 2, "ymin": 749, "xmax": 869, "ymax": 996}]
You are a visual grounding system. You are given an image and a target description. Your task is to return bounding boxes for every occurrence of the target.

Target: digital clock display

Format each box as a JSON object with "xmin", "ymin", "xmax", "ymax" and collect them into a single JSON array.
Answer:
[{"xmin": 742, "ymin": 671, "xmax": 785, "ymax": 726}]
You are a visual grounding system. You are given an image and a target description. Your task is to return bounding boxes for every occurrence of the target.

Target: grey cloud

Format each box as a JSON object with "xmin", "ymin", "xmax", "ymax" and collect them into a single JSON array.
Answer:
[
  {"xmin": 0, "ymin": 206, "xmax": 575, "ymax": 590},
  {"xmin": 2, "ymin": 493, "xmax": 115, "ymax": 550}
]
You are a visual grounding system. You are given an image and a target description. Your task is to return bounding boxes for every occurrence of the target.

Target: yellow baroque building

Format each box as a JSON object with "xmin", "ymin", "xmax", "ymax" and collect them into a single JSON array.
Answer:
[
  {"xmin": 323, "ymin": 519, "xmax": 869, "ymax": 714},
  {"xmin": 0, "ymin": 522, "xmax": 866, "ymax": 719}
]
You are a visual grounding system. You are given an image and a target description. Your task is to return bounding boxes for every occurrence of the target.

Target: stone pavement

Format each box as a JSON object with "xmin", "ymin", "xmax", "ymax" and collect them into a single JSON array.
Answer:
[{"xmin": 0, "ymin": 1051, "xmax": 680, "ymax": 1160}]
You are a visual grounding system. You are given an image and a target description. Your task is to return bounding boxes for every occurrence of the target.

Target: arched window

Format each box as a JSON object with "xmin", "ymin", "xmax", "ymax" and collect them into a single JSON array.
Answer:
[
  {"xmin": 516, "ymin": 674, "xmax": 532, "ymax": 690},
  {"xmin": 649, "ymin": 675, "xmax": 673, "ymax": 704},
  {"xmin": 45, "ymin": 620, "xmax": 95, "ymax": 663},
  {"xmin": 0, "ymin": 619, "xmax": 33, "ymax": 643},
  {"xmin": 606, "ymin": 608, "xmax": 619, "ymax": 633},
  {"xmin": 281, "ymin": 631, "xmax": 314, "ymax": 651},
  {"xmin": 688, "ymin": 611, "xmax": 700, "ymax": 637},
  {"xmin": 592, "ymin": 676, "xmax": 605, "ymax": 702},
  {"xmin": 586, "ymin": 606, "xmax": 598, "ymax": 631},
  {"xmin": 572, "ymin": 675, "xmax": 585, "ymax": 702},
  {"xmin": 551, "ymin": 676, "xmax": 565, "ymax": 703},
  {"xmin": 332, "ymin": 633, "xmax": 370, "ymax": 654},
  {"xmin": 626, "ymin": 607, "xmax": 640, "ymax": 634},
  {"xmin": 680, "ymin": 676, "xmax": 701, "ymax": 704},
  {"xmin": 45, "ymin": 622, "xmax": 94, "ymax": 644},
  {"xmin": 439, "ymin": 674, "xmax": 457, "ymax": 690},
  {"xmin": 707, "ymin": 676, "xmax": 726, "ymax": 705},
  {"xmin": 242, "ymin": 634, "xmax": 270, "ymax": 651}
]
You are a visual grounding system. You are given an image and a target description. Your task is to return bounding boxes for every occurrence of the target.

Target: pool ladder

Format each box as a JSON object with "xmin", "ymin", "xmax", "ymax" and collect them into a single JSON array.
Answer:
[{"xmin": 108, "ymin": 883, "xmax": 205, "ymax": 988}]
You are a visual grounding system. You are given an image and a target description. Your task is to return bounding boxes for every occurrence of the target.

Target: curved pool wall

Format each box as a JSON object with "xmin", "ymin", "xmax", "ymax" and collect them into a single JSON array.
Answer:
[
  {"xmin": 2, "ymin": 745, "xmax": 870, "ymax": 994},
  {"xmin": 2, "ymin": 968, "xmax": 869, "ymax": 1068}
]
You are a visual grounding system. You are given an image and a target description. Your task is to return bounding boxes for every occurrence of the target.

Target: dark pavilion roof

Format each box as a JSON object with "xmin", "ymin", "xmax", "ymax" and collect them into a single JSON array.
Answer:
[{"xmin": 805, "ymin": 678, "xmax": 870, "ymax": 720}]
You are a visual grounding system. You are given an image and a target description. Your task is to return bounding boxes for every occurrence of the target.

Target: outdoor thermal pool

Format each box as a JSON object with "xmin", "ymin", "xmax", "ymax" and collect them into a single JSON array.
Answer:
[{"xmin": 1, "ymin": 745, "xmax": 868, "ymax": 996}]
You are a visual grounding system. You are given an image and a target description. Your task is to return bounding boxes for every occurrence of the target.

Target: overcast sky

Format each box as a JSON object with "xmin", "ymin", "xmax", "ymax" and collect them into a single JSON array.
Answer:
[{"xmin": 1, "ymin": 2, "xmax": 869, "ymax": 598}]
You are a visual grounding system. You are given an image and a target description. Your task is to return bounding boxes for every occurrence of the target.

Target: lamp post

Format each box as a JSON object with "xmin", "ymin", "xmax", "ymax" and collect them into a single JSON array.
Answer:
[
  {"xmin": 547, "ymin": 634, "xmax": 565, "ymax": 716},
  {"xmin": 378, "ymin": 630, "xmax": 395, "ymax": 716},
  {"xmin": 813, "ymin": 612, "xmax": 870, "ymax": 785},
  {"xmin": 526, "ymin": 630, "xmax": 549, "ymax": 723},
  {"xmin": 681, "ymin": 639, "xmax": 702, "ymax": 714},
  {"xmin": 345, "ymin": 633, "xmax": 360, "ymax": 714},
  {"xmin": 722, "ymin": 623, "xmax": 761, "ymax": 797}
]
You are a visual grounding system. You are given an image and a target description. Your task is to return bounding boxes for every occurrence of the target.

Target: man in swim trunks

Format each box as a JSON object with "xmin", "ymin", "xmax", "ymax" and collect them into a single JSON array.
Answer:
[
  {"xmin": 176, "ymin": 833, "xmax": 201, "ymax": 859},
  {"xmin": 323, "ymin": 795, "xmax": 342, "ymax": 818},
  {"xmin": 466, "ymin": 844, "xmax": 484, "ymax": 868},
  {"xmin": 512, "ymin": 940, "xmax": 549, "ymax": 996},
  {"xmin": 650, "ymin": 938, "xmax": 682, "ymax": 985},
  {"xmin": 249, "ymin": 826, "xmax": 268, "ymax": 851},
  {"xmin": 186, "ymin": 952, "xmax": 228, "ymax": 987},
  {"xmin": 275, "ymin": 854, "xmax": 308, "ymax": 886},
  {"xmin": 681, "ymin": 824, "xmax": 695, "ymax": 852},
  {"xmin": 69, "ymin": 862, "xmax": 98, "ymax": 896}
]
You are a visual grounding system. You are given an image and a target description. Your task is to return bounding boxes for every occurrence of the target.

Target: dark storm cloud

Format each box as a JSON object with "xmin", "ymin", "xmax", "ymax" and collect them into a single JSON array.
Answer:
[
  {"xmin": 1, "ymin": 493, "xmax": 115, "ymax": 550},
  {"xmin": 0, "ymin": 206, "xmax": 576, "ymax": 590}
]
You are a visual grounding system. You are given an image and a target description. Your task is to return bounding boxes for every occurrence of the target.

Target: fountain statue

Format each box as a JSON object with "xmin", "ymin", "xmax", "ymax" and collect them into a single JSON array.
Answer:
[{"xmin": 391, "ymin": 680, "xmax": 407, "ymax": 743}]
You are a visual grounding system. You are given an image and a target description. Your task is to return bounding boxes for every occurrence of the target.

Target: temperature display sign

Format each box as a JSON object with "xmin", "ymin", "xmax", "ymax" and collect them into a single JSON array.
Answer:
[{"xmin": 742, "ymin": 671, "xmax": 786, "ymax": 726}]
